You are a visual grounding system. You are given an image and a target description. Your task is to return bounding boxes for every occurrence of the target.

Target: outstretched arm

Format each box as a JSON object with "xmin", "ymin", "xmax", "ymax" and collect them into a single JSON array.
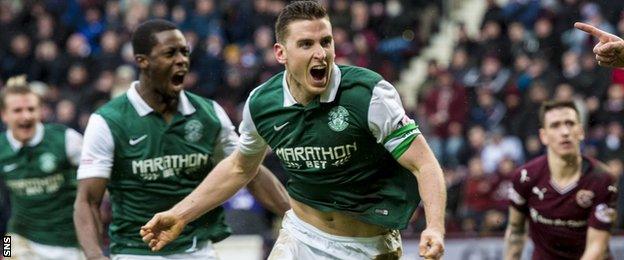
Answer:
[
  {"xmin": 574, "ymin": 22, "xmax": 624, "ymax": 67},
  {"xmin": 504, "ymin": 206, "xmax": 527, "ymax": 260},
  {"xmin": 246, "ymin": 165, "xmax": 290, "ymax": 216},
  {"xmin": 140, "ymin": 149, "xmax": 265, "ymax": 251},
  {"xmin": 397, "ymin": 135, "xmax": 446, "ymax": 260},
  {"xmin": 74, "ymin": 178, "xmax": 109, "ymax": 260}
]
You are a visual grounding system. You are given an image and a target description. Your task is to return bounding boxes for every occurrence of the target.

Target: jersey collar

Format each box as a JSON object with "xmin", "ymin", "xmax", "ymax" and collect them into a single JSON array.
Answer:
[
  {"xmin": 282, "ymin": 63, "xmax": 341, "ymax": 107},
  {"xmin": 7, "ymin": 122, "xmax": 44, "ymax": 151},
  {"xmin": 127, "ymin": 81, "xmax": 196, "ymax": 116}
]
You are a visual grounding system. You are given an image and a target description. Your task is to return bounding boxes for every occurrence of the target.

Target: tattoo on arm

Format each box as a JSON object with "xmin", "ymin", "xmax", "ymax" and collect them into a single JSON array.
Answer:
[{"xmin": 505, "ymin": 219, "xmax": 526, "ymax": 259}]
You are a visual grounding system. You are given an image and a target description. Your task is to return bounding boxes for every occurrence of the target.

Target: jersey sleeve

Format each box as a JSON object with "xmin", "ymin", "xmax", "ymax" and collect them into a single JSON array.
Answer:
[
  {"xmin": 508, "ymin": 168, "xmax": 530, "ymax": 214},
  {"xmin": 65, "ymin": 128, "xmax": 83, "ymax": 167},
  {"xmin": 238, "ymin": 95, "xmax": 268, "ymax": 155},
  {"xmin": 367, "ymin": 80, "xmax": 421, "ymax": 159},
  {"xmin": 77, "ymin": 114, "xmax": 114, "ymax": 179},
  {"xmin": 588, "ymin": 175, "xmax": 618, "ymax": 230},
  {"xmin": 211, "ymin": 101, "xmax": 239, "ymax": 162}
]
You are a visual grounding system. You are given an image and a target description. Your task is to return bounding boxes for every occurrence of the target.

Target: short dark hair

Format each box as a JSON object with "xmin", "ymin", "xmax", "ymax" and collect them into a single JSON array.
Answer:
[
  {"xmin": 539, "ymin": 100, "xmax": 580, "ymax": 127},
  {"xmin": 275, "ymin": 0, "xmax": 328, "ymax": 43},
  {"xmin": 131, "ymin": 19, "xmax": 178, "ymax": 56},
  {"xmin": 0, "ymin": 75, "xmax": 39, "ymax": 110}
]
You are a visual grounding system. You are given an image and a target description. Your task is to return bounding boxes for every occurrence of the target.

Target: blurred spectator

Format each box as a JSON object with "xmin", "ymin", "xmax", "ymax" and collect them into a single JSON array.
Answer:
[
  {"xmin": 596, "ymin": 84, "xmax": 624, "ymax": 125},
  {"xmin": 481, "ymin": 127, "xmax": 524, "ymax": 174},
  {"xmin": 1, "ymin": 34, "xmax": 33, "ymax": 79},
  {"xmin": 502, "ymin": 0, "xmax": 541, "ymax": 28},
  {"xmin": 424, "ymin": 71, "xmax": 468, "ymax": 166},
  {"xmin": 598, "ymin": 121, "xmax": 624, "ymax": 161},
  {"xmin": 469, "ymin": 88, "xmax": 506, "ymax": 129},
  {"xmin": 461, "ymin": 157, "xmax": 495, "ymax": 233},
  {"xmin": 464, "ymin": 55, "xmax": 511, "ymax": 94},
  {"xmin": 29, "ymin": 40, "xmax": 63, "ymax": 85}
]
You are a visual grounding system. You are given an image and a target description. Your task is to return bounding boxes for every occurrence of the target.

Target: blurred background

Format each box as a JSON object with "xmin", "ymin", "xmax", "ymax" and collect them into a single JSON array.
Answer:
[{"xmin": 1, "ymin": 0, "xmax": 624, "ymax": 258}]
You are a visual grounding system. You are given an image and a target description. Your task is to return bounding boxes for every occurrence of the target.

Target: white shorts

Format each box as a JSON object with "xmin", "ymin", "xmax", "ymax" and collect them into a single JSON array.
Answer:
[
  {"xmin": 7, "ymin": 233, "xmax": 85, "ymax": 260},
  {"xmin": 111, "ymin": 240, "xmax": 218, "ymax": 260},
  {"xmin": 268, "ymin": 210, "xmax": 402, "ymax": 260}
]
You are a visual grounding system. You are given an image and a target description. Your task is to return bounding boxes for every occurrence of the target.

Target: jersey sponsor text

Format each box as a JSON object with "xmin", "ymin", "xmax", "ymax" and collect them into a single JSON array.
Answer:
[
  {"xmin": 5, "ymin": 173, "xmax": 64, "ymax": 196},
  {"xmin": 131, "ymin": 153, "xmax": 210, "ymax": 179},
  {"xmin": 274, "ymin": 142, "xmax": 358, "ymax": 169}
]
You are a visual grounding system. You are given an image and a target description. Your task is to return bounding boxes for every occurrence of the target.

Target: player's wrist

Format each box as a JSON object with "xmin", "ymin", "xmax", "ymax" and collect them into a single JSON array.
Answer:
[{"xmin": 425, "ymin": 225, "xmax": 445, "ymax": 237}]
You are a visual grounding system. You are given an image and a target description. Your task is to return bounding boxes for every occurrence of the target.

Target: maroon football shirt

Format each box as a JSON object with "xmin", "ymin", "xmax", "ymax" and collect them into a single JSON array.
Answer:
[{"xmin": 508, "ymin": 155, "xmax": 617, "ymax": 260}]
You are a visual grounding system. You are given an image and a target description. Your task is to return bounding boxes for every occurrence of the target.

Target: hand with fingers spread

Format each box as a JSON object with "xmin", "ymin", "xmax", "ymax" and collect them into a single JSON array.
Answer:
[
  {"xmin": 574, "ymin": 22, "xmax": 624, "ymax": 68},
  {"xmin": 418, "ymin": 228, "xmax": 445, "ymax": 259},
  {"xmin": 140, "ymin": 211, "xmax": 187, "ymax": 251}
]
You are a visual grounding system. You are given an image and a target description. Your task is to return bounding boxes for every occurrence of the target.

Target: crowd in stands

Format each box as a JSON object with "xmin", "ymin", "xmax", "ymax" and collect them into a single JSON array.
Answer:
[
  {"xmin": 0, "ymin": 0, "xmax": 623, "ymax": 239},
  {"xmin": 411, "ymin": 0, "xmax": 624, "ymax": 236}
]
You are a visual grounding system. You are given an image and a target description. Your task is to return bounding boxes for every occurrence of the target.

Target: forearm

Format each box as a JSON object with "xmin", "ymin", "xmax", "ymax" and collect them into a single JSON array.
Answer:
[
  {"xmin": 171, "ymin": 152, "xmax": 259, "ymax": 224},
  {"xmin": 581, "ymin": 228, "xmax": 610, "ymax": 260},
  {"xmin": 415, "ymin": 162, "xmax": 446, "ymax": 233},
  {"xmin": 503, "ymin": 221, "xmax": 526, "ymax": 260},
  {"xmin": 74, "ymin": 199, "xmax": 105, "ymax": 259},
  {"xmin": 247, "ymin": 166, "xmax": 290, "ymax": 216},
  {"xmin": 581, "ymin": 246, "xmax": 606, "ymax": 260}
]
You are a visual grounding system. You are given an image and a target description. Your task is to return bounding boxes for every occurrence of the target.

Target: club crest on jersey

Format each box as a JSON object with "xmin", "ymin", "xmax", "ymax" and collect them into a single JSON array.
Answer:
[
  {"xmin": 39, "ymin": 153, "xmax": 57, "ymax": 173},
  {"xmin": 184, "ymin": 119, "xmax": 203, "ymax": 142},
  {"xmin": 328, "ymin": 106, "xmax": 349, "ymax": 132},
  {"xmin": 575, "ymin": 189, "xmax": 594, "ymax": 208}
]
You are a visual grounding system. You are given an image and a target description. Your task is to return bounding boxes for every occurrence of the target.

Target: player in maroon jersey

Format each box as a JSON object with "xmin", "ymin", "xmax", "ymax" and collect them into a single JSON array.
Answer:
[{"xmin": 503, "ymin": 100, "xmax": 618, "ymax": 260}]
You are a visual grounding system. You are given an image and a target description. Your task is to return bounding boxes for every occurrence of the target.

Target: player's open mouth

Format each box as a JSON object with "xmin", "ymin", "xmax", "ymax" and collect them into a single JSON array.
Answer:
[
  {"xmin": 17, "ymin": 122, "xmax": 34, "ymax": 130},
  {"xmin": 171, "ymin": 71, "xmax": 187, "ymax": 86},
  {"xmin": 310, "ymin": 66, "xmax": 327, "ymax": 82}
]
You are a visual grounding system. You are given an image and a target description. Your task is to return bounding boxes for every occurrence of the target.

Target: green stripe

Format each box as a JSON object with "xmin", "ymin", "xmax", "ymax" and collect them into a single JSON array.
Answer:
[
  {"xmin": 382, "ymin": 122, "xmax": 418, "ymax": 144},
  {"xmin": 390, "ymin": 135, "xmax": 417, "ymax": 159}
]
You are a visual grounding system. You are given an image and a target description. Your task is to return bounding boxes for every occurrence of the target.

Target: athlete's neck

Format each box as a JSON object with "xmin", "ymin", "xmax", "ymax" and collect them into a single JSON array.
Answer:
[
  {"xmin": 547, "ymin": 149, "xmax": 582, "ymax": 185},
  {"xmin": 287, "ymin": 74, "xmax": 315, "ymax": 106},
  {"xmin": 137, "ymin": 76, "xmax": 178, "ymax": 122}
]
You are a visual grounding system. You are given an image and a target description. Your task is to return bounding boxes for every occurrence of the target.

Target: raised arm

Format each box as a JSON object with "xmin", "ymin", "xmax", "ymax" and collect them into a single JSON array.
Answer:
[
  {"xmin": 74, "ymin": 178, "xmax": 109, "ymax": 260},
  {"xmin": 581, "ymin": 227, "xmax": 610, "ymax": 260},
  {"xmin": 397, "ymin": 134, "xmax": 446, "ymax": 260},
  {"xmin": 140, "ymin": 149, "xmax": 265, "ymax": 251},
  {"xmin": 504, "ymin": 206, "xmax": 527, "ymax": 260},
  {"xmin": 574, "ymin": 22, "xmax": 624, "ymax": 67},
  {"xmin": 246, "ymin": 165, "xmax": 290, "ymax": 216}
]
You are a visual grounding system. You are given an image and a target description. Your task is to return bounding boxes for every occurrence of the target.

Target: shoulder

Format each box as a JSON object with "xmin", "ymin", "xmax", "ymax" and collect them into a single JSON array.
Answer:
[
  {"xmin": 95, "ymin": 93, "xmax": 130, "ymax": 119},
  {"xmin": 336, "ymin": 65, "xmax": 388, "ymax": 107},
  {"xmin": 184, "ymin": 91, "xmax": 216, "ymax": 112},
  {"xmin": 585, "ymin": 156, "xmax": 616, "ymax": 185},
  {"xmin": 43, "ymin": 123, "xmax": 68, "ymax": 133},
  {"xmin": 511, "ymin": 155, "xmax": 548, "ymax": 186},
  {"xmin": 249, "ymin": 71, "xmax": 285, "ymax": 102},
  {"xmin": 338, "ymin": 65, "xmax": 383, "ymax": 89},
  {"xmin": 247, "ymin": 71, "xmax": 285, "ymax": 111}
]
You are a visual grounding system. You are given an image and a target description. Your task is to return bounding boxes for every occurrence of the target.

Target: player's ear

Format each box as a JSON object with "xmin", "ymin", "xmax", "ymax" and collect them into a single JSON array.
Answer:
[
  {"xmin": 538, "ymin": 128, "xmax": 549, "ymax": 146},
  {"xmin": 135, "ymin": 54, "xmax": 149, "ymax": 70},
  {"xmin": 274, "ymin": 43, "xmax": 287, "ymax": 65},
  {"xmin": 578, "ymin": 126, "xmax": 585, "ymax": 141}
]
